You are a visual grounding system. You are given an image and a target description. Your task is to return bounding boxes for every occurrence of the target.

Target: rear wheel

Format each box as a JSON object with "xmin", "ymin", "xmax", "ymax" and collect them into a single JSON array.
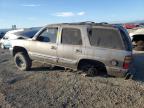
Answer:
[
  {"xmin": 14, "ymin": 52, "xmax": 32, "ymax": 71},
  {"xmin": 79, "ymin": 63, "xmax": 98, "ymax": 76}
]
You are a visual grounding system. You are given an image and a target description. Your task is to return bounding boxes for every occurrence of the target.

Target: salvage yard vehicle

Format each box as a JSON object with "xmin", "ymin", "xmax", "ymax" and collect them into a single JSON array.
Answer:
[
  {"xmin": 9, "ymin": 22, "xmax": 133, "ymax": 77},
  {"xmin": 124, "ymin": 23, "xmax": 138, "ymax": 29},
  {"xmin": 129, "ymin": 28, "xmax": 144, "ymax": 51},
  {"xmin": 0, "ymin": 28, "xmax": 39, "ymax": 49}
]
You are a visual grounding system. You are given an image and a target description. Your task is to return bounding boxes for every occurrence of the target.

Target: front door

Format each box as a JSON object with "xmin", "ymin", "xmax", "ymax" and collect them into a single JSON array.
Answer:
[{"xmin": 29, "ymin": 27, "xmax": 58, "ymax": 64}]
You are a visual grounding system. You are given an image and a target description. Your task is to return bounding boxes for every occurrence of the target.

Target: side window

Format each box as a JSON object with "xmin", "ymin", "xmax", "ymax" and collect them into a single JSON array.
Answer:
[
  {"xmin": 37, "ymin": 28, "xmax": 58, "ymax": 43},
  {"xmin": 61, "ymin": 28, "xmax": 82, "ymax": 45},
  {"xmin": 88, "ymin": 28, "xmax": 124, "ymax": 49}
]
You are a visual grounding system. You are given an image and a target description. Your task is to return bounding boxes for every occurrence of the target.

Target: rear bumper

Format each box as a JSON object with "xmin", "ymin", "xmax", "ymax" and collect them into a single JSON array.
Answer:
[{"xmin": 106, "ymin": 66, "xmax": 130, "ymax": 77}]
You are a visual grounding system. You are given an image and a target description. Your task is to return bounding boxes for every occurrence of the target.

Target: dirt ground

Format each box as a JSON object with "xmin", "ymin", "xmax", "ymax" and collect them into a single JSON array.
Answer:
[{"xmin": 0, "ymin": 48, "xmax": 144, "ymax": 108}]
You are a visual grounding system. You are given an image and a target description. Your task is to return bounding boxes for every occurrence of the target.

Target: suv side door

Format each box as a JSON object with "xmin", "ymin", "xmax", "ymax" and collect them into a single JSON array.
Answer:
[
  {"xmin": 29, "ymin": 27, "xmax": 58, "ymax": 64},
  {"xmin": 57, "ymin": 26, "xmax": 85, "ymax": 69}
]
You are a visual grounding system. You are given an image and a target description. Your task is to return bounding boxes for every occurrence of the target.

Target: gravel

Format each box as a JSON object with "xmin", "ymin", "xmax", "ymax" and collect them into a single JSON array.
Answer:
[{"xmin": 0, "ymin": 48, "xmax": 144, "ymax": 108}]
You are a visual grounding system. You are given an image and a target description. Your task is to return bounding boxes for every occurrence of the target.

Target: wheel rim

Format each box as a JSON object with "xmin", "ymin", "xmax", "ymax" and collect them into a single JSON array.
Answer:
[
  {"xmin": 81, "ymin": 64, "xmax": 98, "ymax": 76},
  {"xmin": 88, "ymin": 67, "xmax": 97, "ymax": 76},
  {"xmin": 82, "ymin": 64, "xmax": 93, "ymax": 72},
  {"xmin": 15, "ymin": 56, "xmax": 25, "ymax": 68}
]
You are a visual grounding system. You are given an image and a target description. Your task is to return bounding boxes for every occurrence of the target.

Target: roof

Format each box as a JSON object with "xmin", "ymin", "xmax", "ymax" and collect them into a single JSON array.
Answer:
[{"xmin": 47, "ymin": 21, "xmax": 116, "ymax": 27}]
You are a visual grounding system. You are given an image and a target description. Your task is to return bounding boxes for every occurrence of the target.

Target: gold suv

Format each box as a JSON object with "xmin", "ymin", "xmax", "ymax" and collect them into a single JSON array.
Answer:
[{"xmin": 10, "ymin": 22, "xmax": 133, "ymax": 77}]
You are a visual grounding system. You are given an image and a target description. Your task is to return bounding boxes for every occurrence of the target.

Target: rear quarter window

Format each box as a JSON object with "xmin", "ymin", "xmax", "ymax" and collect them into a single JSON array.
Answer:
[{"xmin": 88, "ymin": 28, "xmax": 124, "ymax": 49}]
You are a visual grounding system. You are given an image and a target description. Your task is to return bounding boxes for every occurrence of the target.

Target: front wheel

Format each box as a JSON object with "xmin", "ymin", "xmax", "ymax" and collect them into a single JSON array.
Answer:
[{"xmin": 14, "ymin": 52, "xmax": 32, "ymax": 71}]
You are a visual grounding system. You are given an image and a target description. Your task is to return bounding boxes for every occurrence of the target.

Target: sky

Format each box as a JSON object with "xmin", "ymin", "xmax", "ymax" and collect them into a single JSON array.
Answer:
[{"xmin": 0, "ymin": 0, "xmax": 144, "ymax": 28}]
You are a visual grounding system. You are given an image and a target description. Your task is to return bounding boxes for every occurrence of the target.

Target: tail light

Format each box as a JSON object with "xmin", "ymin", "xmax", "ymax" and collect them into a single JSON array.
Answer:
[{"xmin": 123, "ymin": 56, "xmax": 132, "ymax": 69}]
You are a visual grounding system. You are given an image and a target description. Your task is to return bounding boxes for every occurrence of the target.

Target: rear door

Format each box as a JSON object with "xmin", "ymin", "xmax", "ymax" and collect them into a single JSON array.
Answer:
[{"xmin": 57, "ymin": 26, "xmax": 85, "ymax": 68}]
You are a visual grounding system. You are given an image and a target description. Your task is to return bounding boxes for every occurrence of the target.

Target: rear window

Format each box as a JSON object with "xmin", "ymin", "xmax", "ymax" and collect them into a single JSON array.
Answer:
[
  {"xmin": 14, "ymin": 30, "xmax": 38, "ymax": 38},
  {"xmin": 88, "ymin": 28, "xmax": 124, "ymax": 49}
]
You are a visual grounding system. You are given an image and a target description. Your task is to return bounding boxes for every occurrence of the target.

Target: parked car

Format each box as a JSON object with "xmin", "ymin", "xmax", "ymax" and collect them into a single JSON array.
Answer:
[
  {"xmin": 124, "ymin": 23, "xmax": 138, "ymax": 29},
  {"xmin": 139, "ymin": 23, "xmax": 144, "ymax": 28},
  {"xmin": 129, "ymin": 28, "xmax": 144, "ymax": 51},
  {"xmin": 0, "ymin": 28, "xmax": 39, "ymax": 49},
  {"xmin": 9, "ymin": 22, "xmax": 133, "ymax": 78}
]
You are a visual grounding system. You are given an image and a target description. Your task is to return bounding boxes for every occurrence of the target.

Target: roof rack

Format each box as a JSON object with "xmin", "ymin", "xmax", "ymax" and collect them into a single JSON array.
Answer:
[
  {"xmin": 58, "ymin": 21, "xmax": 110, "ymax": 26},
  {"xmin": 49, "ymin": 21, "xmax": 120, "ymax": 28}
]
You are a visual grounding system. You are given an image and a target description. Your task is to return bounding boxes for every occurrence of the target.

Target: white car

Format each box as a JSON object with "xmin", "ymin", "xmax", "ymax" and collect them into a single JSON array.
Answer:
[
  {"xmin": 128, "ymin": 28, "xmax": 144, "ymax": 51},
  {"xmin": 0, "ymin": 28, "xmax": 39, "ymax": 49}
]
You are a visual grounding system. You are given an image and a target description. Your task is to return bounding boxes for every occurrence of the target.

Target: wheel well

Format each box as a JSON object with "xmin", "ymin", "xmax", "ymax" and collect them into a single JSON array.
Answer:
[
  {"xmin": 132, "ymin": 34, "xmax": 144, "ymax": 42},
  {"xmin": 77, "ymin": 59, "xmax": 107, "ymax": 73},
  {"xmin": 13, "ymin": 46, "xmax": 28, "ymax": 56}
]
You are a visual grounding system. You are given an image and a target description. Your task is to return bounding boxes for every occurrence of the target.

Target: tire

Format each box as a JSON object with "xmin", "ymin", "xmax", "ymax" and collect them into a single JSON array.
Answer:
[
  {"xmin": 80, "ymin": 62, "xmax": 98, "ymax": 76},
  {"xmin": 14, "ymin": 52, "xmax": 32, "ymax": 71}
]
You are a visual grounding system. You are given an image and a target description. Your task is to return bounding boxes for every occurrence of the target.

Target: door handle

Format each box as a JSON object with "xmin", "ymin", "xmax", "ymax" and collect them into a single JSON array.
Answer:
[
  {"xmin": 75, "ymin": 49, "xmax": 82, "ymax": 53},
  {"xmin": 51, "ymin": 46, "xmax": 57, "ymax": 50}
]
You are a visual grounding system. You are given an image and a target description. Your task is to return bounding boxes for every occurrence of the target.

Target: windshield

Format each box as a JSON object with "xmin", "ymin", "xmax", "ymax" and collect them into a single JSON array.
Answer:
[{"xmin": 0, "ymin": 32, "xmax": 5, "ymax": 38}]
